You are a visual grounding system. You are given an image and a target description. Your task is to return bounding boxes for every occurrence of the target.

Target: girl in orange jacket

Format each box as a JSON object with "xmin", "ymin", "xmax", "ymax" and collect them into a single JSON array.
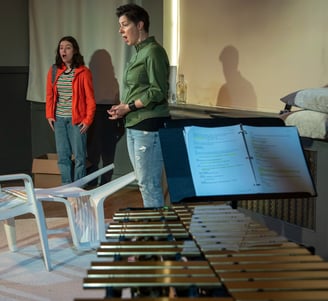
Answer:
[{"xmin": 46, "ymin": 36, "xmax": 96, "ymax": 184}]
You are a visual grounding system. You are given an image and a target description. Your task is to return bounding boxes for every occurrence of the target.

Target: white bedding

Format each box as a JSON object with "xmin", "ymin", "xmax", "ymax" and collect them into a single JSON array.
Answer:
[
  {"xmin": 282, "ymin": 110, "xmax": 328, "ymax": 140},
  {"xmin": 280, "ymin": 88, "xmax": 328, "ymax": 141}
]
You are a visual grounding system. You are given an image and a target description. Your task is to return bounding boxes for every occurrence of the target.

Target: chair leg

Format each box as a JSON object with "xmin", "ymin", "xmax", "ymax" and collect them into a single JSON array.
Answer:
[
  {"xmin": 34, "ymin": 202, "xmax": 52, "ymax": 271},
  {"xmin": 4, "ymin": 218, "xmax": 17, "ymax": 252},
  {"xmin": 95, "ymin": 199, "xmax": 106, "ymax": 242},
  {"xmin": 63, "ymin": 198, "xmax": 90, "ymax": 250}
]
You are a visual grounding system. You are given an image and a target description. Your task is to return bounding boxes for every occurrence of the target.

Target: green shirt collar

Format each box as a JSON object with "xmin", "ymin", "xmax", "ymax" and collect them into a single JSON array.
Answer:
[{"xmin": 135, "ymin": 36, "xmax": 156, "ymax": 52}]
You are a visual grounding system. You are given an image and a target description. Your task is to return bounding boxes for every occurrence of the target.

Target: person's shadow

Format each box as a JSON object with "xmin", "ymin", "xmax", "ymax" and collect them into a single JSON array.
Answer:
[
  {"xmin": 87, "ymin": 49, "xmax": 122, "ymax": 185},
  {"xmin": 89, "ymin": 49, "xmax": 119, "ymax": 104},
  {"xmin": 216, "ymin": 45, "xmax": 257, "ymax": 109}
]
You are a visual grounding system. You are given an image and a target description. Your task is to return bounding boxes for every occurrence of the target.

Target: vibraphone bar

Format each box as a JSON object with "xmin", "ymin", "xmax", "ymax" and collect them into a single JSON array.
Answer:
[
  {"xmin": 76, "ymin": 204, "xmax": 328, "ymax": 301},
  {"xmin": 105, "ymin": 221, "xmax": 190, "ymax": 240},
  {"xmin": 187, "ymin": 204, "xmax": 328, "ymax": 300},
  {"xmin": 88, "ymin": 206, "xmax": 224, "ymax": 297},
  {"xmin": 74, "ymin": 297, "xmax": 234, "ymax": 301},
  {"xmin": 112, "ymin": 207, "xmax": 179, "ymax": 222},
  {"xmin": 97, "ymin": 240, "xmax": 201, "ymax": 260}
]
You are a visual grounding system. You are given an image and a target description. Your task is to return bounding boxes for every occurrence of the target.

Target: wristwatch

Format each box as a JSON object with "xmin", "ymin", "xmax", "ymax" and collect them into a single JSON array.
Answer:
[{"xmin": 128, "ymin": 102, "xmax": 137, "ymax": 112}]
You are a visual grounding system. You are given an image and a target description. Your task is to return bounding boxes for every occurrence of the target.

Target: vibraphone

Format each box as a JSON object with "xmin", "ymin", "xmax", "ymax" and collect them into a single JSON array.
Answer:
[{"xmin": 75, "ymin": 203, "xmax": 328, "ymax": 301}]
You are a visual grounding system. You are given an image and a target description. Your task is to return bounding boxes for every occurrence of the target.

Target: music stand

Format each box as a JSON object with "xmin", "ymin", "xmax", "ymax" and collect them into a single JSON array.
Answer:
[{"xmin": 159, "ymin": 117, "xmax": 315, "ymax": 204}]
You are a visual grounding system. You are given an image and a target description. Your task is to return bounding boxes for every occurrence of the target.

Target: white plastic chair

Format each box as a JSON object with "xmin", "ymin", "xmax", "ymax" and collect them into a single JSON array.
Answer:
[
  {"xmin": 3, "ymin": 164, "xmax": 136, "ymax": 250},
  {"xmin": 85, "ymin": 171, "xmax": 136, "ymax": 243},
  {"xmin": 0, "ymin": 173, "xmax": 52, "ymax": 271},
  {"xmin": 47, "ymin": 163, "xmax": 115, "ymax": 190},
  {"xmin": 32, "ymin": 167, "xmax": 136, "ymax": 250}
]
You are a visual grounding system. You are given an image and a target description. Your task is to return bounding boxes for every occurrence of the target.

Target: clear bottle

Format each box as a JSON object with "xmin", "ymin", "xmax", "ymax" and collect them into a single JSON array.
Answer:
[{"xmin": 176, "ymin": 74, "xmax": 187, "ymax": 104}]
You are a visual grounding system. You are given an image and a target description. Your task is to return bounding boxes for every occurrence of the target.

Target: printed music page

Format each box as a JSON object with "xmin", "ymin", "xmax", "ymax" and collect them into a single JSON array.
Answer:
[
  {"xmin": 242, "ymin": 125, "xmax": 316, "ymax": 195},
  {"xmin": 183, "ymin": 125, "xmax": 316, "ymax": 197},
  {"xmin": 183, "ymin": 124, "xmax": 257, "ymax": 196}
]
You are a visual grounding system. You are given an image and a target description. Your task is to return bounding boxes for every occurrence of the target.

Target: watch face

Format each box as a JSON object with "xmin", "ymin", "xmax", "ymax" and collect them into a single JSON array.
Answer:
[{"xmin": 129, "ymin": 102, "xmax": 137, "ymax": 111}]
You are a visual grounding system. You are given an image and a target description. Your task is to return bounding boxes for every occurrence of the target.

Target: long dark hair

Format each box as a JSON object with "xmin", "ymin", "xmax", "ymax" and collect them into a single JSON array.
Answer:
[{"xmin": 55, "ymin": 36, "xmax": 85, "ymax": 68}]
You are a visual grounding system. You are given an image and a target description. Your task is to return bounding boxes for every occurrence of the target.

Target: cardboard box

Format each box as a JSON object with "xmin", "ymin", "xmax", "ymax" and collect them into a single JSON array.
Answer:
[
  {"xmin": 32, "ymin": 153, "xmax": 62, "ymax": 188},
  {"xmin": 31, "ymin": 153, "xmax": 92, "ymax": 188}
]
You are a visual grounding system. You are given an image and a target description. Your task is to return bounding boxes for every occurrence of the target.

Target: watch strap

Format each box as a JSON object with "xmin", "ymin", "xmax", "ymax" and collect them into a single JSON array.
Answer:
[{"xmin": 128, "ymin": 102, "xmax": 137, "ymax": 111}]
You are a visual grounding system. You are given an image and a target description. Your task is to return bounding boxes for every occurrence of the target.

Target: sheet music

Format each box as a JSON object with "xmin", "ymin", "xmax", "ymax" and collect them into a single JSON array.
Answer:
[
  {"xmin": 183, "ymin": 125, "xmax": 316, "ymax": 197},
  {"xmin": 183, "ymin": 125, "xmax": 257, "ymax": 196},
  {"xmin": 243, "ymin": 125, "xmax": 316, "ymax": 194}
]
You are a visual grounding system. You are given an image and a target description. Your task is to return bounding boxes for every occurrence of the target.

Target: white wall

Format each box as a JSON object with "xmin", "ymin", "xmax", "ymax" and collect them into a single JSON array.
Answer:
[{"xmin": 176, "ymin": 0, "xmax": 328, "ymax": 113}]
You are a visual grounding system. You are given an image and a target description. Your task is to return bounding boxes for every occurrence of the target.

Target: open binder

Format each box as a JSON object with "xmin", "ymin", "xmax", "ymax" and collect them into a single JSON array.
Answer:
[{"xmin": 159, "ymin": 118, "xmax": 317, "ymax": 203}]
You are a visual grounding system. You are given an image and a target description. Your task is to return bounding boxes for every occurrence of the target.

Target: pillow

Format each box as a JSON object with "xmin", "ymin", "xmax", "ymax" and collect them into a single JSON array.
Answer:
[
  {"xmin": 281, "ymin": 88, "xmax": 328, "ymax": 113},
  {"xmin": 284, "ymin": 110, "xmax": 328, "ymax": 140},
  {"xmin": 280, "ymin": 90, "xmax": 301, "ymax": 106}
]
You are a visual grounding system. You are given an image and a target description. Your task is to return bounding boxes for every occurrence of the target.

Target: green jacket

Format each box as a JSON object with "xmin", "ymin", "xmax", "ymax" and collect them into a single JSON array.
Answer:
[{"xmin": 122, "ymin": 36, "xmax": 170, "ymax": 127}]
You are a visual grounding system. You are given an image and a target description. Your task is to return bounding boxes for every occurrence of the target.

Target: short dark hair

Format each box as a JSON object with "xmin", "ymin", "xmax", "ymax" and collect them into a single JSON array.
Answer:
[
  {"xmin": 116, "ymin": 4, "xmax": 150, "ymax": 33},
  {"xmin": 55, "ymin": 36, "xmax": 85, "ymax": 68}
]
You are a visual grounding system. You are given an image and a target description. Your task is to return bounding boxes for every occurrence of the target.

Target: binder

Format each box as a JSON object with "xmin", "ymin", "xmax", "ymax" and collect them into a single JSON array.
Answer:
[{"xmin": 159, "ymin": 118, "xmax": 316, "ymax": 203}]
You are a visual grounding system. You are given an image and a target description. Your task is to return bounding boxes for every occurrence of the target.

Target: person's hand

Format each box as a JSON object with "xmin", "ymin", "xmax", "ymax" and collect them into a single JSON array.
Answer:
[
  {"xmin": 107, "ymin": 105, "xmax": 118, "ymax": 119},
  {"xmin": 107, "ymin": 103, "xmax": 129, "ymax": 120},
  {"xmin": 78, "ymin": 122, "xmax": 89, "ymax": 134},
  {"xmin": 47, "ymin": 118, "xmax": 55, "ymax": 131}
]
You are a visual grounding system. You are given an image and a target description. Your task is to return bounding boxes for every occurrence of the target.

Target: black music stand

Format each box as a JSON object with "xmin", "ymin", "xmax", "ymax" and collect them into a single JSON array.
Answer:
[{"xmin": 159, "ymin": 117, "xmax": 316, "ymax": 205}]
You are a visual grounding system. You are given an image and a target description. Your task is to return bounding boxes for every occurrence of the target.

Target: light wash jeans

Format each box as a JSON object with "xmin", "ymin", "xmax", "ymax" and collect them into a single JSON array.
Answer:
[
  {"xmin": 54, "ymin": 116, "xmax": 87, "ymax": 184},
  {"xmin": 126, "ymin": 128, "xmax": 164, "ymax": 208}
]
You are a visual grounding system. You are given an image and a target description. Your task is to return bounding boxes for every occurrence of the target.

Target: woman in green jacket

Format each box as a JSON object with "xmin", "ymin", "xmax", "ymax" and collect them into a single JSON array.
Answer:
[{"xmin": 108, "ymin": 4, "xmax": 171, "ymax": 208}]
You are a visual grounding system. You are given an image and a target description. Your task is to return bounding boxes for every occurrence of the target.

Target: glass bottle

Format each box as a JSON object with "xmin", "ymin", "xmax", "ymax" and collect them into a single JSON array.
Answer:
[
  {"xmin": 176, "ymin": 74, "xmax": 187, "ymax": 104},
  {"xmin": 168, "ymin": 65, "xmax": 177, "ymax": 104}
]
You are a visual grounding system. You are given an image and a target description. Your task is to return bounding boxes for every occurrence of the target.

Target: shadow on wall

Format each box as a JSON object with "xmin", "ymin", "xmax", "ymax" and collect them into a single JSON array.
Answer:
[
  {"xmin": 89, "ymin": 49, "xmax": 119, "ymax": 104},
  {"xmin": 87, "ymin": 49, "xmax": 124, "ymax": 183},
  {"xmin": 87, "ymin": 50, "xmax": 132, "ymax": 177},
  {"xmin": 216, "ymin": 45, "xmax": 257, "ymax": 109}
]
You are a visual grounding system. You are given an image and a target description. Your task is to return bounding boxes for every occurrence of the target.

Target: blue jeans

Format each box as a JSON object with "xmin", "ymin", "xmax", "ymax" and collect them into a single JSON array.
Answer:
[
  {"xmin": 127, "ymin": 129, "xmax": 164, "ymax": 208},
  {"xmin": 54, "ymin": 117, "xmax": 87, "ymax": 184}
]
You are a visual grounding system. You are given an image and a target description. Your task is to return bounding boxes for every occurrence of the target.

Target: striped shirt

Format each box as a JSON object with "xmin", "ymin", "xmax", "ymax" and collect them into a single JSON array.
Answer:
[{"xmin": 56, "ymin": 69, "xmax": 75, "ymax": 117}]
